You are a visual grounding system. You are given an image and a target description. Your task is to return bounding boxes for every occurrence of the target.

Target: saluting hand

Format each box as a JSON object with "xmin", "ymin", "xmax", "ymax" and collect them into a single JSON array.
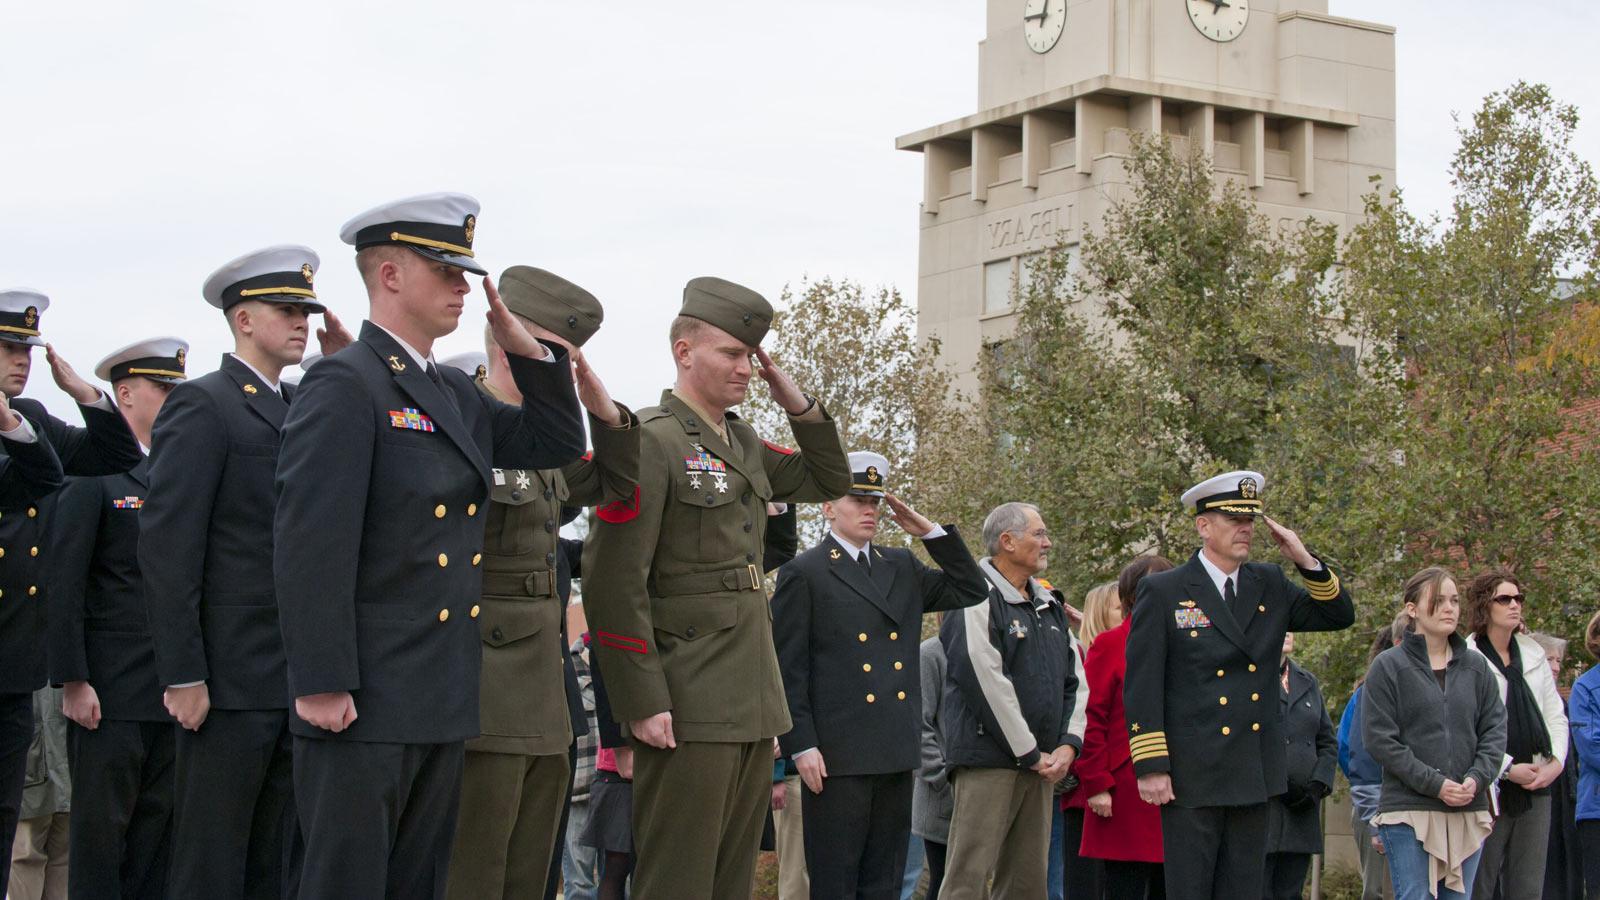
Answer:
[
  {"xmin": 44, "ymin": 344, "xmax": 101, "ymax": 405},
  {"xmin": 316, "ymin": 309, "xmax": 355, "ymax": 356},
  {"xmin": 753, "ymin": 348, "xmax": 810, "ymax": 416},
  {"xmin": 296, "ymin": 691, "xmax": 358, "ymax": 734},
  {"xmin": 630, "ymin": 711, "xmax": 676, "ymax": 750},
  {"xmin": 1262, "ymin": 516, "xmax": 1318, "ymax": 570},
  {"xmin": 572, "ymin": 349, "xmax": 624, "ymax": 427},
  {"xmin": 62, "ymin": 681, "xmax": 101, "ymax": 730},
  {"xmin": 884, "ymin": 494, "xmax": 935, "ymax": 538},
  {"xmin": 484, "ymin": 277, "xmax": 549, "ymax": 360}
]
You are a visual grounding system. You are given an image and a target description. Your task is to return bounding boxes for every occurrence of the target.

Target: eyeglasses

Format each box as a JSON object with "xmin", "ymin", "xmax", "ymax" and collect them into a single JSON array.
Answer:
[
  {"xmin": 1490, "ymin": 593, "xmax": 1525, "ymax": 606},
  {"xmin": 1011, "ymin": 528, "xmax": 1050, "ymax": 541}
]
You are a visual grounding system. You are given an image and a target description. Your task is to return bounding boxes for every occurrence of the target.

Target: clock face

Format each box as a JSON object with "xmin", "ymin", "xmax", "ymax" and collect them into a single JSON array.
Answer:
[
  {"xmin": 1186, "ymin": 0, "xmax": 1249, "ymax": 42},
  {"xmin": 1023, "ymin": 0, "xmax": 1067, "ymax": 54}
]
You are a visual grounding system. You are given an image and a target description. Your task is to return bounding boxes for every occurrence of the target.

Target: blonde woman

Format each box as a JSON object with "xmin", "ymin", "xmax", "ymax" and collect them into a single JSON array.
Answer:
[{"xmin": 1078, "ymin": 581, "xmax": 1122, "ymax": 648}]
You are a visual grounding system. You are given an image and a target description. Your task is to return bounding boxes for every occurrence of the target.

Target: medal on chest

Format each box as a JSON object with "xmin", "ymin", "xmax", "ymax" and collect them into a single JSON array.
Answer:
[{"xmin": 684, "ymin": 445, "xmax": 729, "ymax": 493}]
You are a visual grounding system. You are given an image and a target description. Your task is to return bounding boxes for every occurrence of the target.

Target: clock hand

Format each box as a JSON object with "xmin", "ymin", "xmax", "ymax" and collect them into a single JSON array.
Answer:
[
  {"xmin": 1209, "ymin": 0, "xmax": 1231, "ymax": 10},
  {"xmin": 1024, "ymin": 10, "xmax": 1048, "ymax": 20}
]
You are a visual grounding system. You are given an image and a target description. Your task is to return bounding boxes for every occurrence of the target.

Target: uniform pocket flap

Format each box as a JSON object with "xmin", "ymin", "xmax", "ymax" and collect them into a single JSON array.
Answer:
[
  {"xmin": 480, "ymin": 602, "xmax": 547, "ymax": 647},
  {"xmin": 651, "ymin": 596, "xmax": 738, "ymax": 641}
]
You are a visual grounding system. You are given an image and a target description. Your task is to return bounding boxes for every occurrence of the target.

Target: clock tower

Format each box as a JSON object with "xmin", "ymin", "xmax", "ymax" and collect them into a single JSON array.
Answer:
[{"xmin": 898, "ymin": 0, "xmax": 1395, "ymax": 388}]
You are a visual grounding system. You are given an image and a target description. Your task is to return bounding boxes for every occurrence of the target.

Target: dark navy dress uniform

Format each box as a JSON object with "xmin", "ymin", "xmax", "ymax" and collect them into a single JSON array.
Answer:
[
  {"xmin": 772, "ymin": 488, "xmax": 987, "ymax": 900},
  {"xmin": 273, "ymin": 318, "xmax": 584, "ymax": 900},
  {"xmin": 1124, "ymin": 472, "xmax": 1354, "ymax": 900},
  {"xmin": 0, "ymin": 289, "xmax": 140, "ymax": 890}
]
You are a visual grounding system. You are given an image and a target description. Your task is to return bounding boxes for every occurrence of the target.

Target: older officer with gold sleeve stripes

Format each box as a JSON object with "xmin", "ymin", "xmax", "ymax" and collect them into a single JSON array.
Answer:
[
  {"xmin": 582, "ymin": 277, "xmax": 851, "ymax": 900},
  {"xmin": 445, "ymin": 266, "xmax": 639, "ymax": 900},
  {"xmin": 1123, "ymin": 471, "xmax": 1354, "ymax": 900}
]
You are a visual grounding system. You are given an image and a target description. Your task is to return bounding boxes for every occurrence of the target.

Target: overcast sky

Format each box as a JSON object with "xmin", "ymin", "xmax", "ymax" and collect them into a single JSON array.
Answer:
[{"xmin": 3, "ymin": 0, "xmax": 1595, "ymax": 419}]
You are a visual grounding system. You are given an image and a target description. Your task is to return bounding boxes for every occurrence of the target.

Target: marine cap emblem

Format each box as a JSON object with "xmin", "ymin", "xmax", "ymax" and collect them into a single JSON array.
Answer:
[
  {"xmin": 301, "ymin": 263, "xmax": 315, "ymax": 284},
  {"xmin": 175, "ymin": 348, "xmax": 186, "ymax": 368},
  {"xmin": 1239, "ymin": 477, "xmax": 1258, "ymax": 500},
  {"xmin": 242, "ymin": 383, "xmax": 258, "ymax": 395},
  {"xmin": 866, "ymin": 466, "xmax": 880, "ymax": 484},
  {"xmin": 463, "ymin": 215, "xmax": 476, "ymax": 243},
  {"xmin": 23, "ymin": 306, "xmax": 37, "ymax": 328}
]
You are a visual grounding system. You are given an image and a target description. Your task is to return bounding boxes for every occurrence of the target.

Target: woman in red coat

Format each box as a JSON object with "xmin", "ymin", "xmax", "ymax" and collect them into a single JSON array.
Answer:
[{"xmin": 1079, "ymin": 555, "xmax": 1173, "ymax": 898}]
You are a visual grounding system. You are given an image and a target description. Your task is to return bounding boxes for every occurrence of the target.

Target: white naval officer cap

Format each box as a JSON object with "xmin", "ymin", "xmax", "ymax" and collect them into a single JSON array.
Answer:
[
  {"xmin": 94, "ymin": 337, "xmax": 189, "ymax": 384},
  {"xmin": 202, "ymin": 245, "xmax": 325, "ymax": 313},
  {"xmin": 0, "ymin": 289, "xmax": 50, "ymax": 347},
  {"xmin": 339, "ymin": 192, "xmax": 487, "ymax": 276},
  {"xmin": 1181, "ymin": 470, "xmax": 1267, "ymax": 517},
  {"xmin": 847, "ymin": 450, "xmax": 890, "ymax": 497},
  {"xmin": 441, "ymin": 351, "xmax": 488, "ymax": 380}
]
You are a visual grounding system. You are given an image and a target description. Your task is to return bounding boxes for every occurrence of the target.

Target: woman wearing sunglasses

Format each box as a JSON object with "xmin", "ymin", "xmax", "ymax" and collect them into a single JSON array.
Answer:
[{"xmin": 1463, "ymin": 570, "xmax": 1569, "ymax": 900}]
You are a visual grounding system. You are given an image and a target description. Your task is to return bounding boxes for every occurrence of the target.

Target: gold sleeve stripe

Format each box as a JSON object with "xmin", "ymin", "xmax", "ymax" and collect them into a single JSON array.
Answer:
[
  {"xmin": 1129, "ymin": 732, "xmax": 1167, "ymax": 746},
  {"xmin": 1130, "ymin": 747, "xmax": 1169, "ymax": 762},
  {"xmin": 1308, "ymin": 574, "xmax": 1341, "ymax": 601},
  {"xmin": 1129, "ymin": 739, "xmax": 1169, "ymax": 754}
]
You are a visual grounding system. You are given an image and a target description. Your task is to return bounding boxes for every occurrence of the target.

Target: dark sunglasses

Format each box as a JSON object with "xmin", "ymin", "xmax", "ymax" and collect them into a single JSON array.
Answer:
[{"xmin": 1490, "ymin": 593, "xmax": 1526, "ymax": 606}]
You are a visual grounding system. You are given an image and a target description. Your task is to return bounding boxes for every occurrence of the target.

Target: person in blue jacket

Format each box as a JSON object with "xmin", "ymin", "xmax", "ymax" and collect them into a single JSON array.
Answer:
[
  {"xmin": 1568, "ymin": 609, "xmax": 1600, "ymax": 898},
  {"xmin": 1338, "ymin": 621, "xmax": 1401, "ymax": 900}
]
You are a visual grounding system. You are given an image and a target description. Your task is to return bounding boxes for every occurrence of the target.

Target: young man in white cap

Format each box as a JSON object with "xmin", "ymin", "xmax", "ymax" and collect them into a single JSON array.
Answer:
[
  {"xmin": 139, "ymin": 247, "xmax": 350, "ymax": 900},
  {"xmin": 770, "ymin": 450, "xmax": 987, "ymax": 899},
  {"xmin": 1124, "ymin": 470, "xmax": 1355, "ymax": 900},
  {"xmin": 581, "ymin": 276, "xmax": 850, "ymax": 900},
  {"xmin": 51, "ymin": 337, "xmax": 188, "ymax": 898},
  {"xmin": 0, "ymin": 288, "xmax": 142, "ymax": 889},
  {"xmin": 273, "ymin": 193, "xmax": 586, "ymax": 899}
]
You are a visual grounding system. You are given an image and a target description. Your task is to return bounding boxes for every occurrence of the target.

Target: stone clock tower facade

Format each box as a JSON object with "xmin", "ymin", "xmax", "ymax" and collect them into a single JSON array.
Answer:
[{"xmin": 898, "ymin": 0, "xmax": 1396, "ymax": 386}]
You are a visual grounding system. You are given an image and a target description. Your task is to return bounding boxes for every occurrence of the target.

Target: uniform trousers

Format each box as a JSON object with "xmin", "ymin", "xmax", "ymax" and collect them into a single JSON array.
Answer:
[
  {"xmin": 940, "ymin": 767, "xmax": 1053, "ymax": 900},
  {"xmin": 168, "ymin": 708, "xmax": 295, "ymax": 900},
  {"xmin": 9, "ymin": 812, "xmax": 69, "ymax": 900},
  {"xmin": 292, "ymin": 736, "xmax": 464, "ymax": 900},
  {"xmin": 0, "ymin": 692, "xmax": 33, "ymax": 889},
  {"xmin": 773, "ymin": 774, "xmax": 810, "ymax": 900},
  {"xmin": 1158, "ymin": 802, "xmax": 1269, "ymax": 900},
  {"xmin": 444, "ymin": 749, "xmax": 570, "ymax": 900},
  {"xmin": 66, "ymin": 720, "xmax": 174, "ymax": 899},
  {"xmin": 1262, "ymin": 851, "xmax": 1313, "ymax": 900},
  {"xmin": 631, "ymin": 738, "xmax": 771, "ymax": 900},
  {"xmin": 800, "ymin": 770, "xmax": 912, "ymax": 900}
]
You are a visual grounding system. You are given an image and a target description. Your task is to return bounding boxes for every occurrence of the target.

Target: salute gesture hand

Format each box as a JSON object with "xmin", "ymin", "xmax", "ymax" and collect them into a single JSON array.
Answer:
[
  {"xmin": 754, "ymin": 348, "xmax": 811, "ymax": 416},
  {"xmin": 316, "ymin": 309, "xmax": 355, "ymax": 356},
  {"xmin": 484, "ymin": 277, "xmax": 548, "ymax": 361},
  {"xmin": 571, "ymin": 349, "xmax": 624, "ymax": 427},
  {"xmin": 884, "ymin": 493, "xmax": 935, "ymax": 538},
  {"xmin": 1262, "ymin": 516, "xmax": 1317, "ymax": 569},
  {"xmin": 0, "ymin": 392, "xmax": 18, "ymax": 432},
  {"xmin": 44, "ymin": 344, "xmax": 101, "ymax": 405}
]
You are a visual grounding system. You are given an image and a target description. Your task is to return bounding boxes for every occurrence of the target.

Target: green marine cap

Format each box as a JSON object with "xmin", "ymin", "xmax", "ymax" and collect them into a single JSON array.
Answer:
[
  {"xmin": 498, "ymin": 266, "xmax": 604, "ymax": 348},
  {"xmin": 679, "ymin": 276, "xmax": 773, "ymax": 348}
]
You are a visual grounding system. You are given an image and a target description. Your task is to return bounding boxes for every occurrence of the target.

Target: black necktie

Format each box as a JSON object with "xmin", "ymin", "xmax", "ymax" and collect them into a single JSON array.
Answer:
[
  {"xmin": 1224, "ymin": 576, "xmax": 1240, "ymax": 619},
  {"xmin": 425, "ymin": 362, "xmax": 443, "ymax": 386},
  {"xmin": 857, "ymin": 550, "xmax": 871, "ymax": 572},
  {"xmin": 426, "ymin": 363, "xmax": 459, "ymax": 413}
]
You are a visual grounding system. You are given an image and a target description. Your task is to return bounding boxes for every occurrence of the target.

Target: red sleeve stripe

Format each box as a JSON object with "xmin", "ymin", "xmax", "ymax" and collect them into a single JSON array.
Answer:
[
  {"xmin": 762, "ymin": 439, "xmax": 795, "ymax": 456},
  {"xmin": 596, "ymin": 631, "xmax": 648, "ymax": 655}
]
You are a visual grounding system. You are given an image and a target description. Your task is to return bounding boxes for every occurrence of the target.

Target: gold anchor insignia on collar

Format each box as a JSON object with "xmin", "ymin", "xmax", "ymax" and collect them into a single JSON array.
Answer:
[
  {"xmin": 388, "ymin": 355, "xmax": 407, "ymax": 373},
  {"xmin": 829, "ymin": 548, "xmax": 841, "ymax": 560},
  {"xmin": 242, "ymin": 383, "xmax": 258, "ymax": 395}
]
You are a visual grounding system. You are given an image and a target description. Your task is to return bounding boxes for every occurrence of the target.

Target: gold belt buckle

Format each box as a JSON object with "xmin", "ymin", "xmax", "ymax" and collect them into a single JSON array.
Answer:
[{"xmin": 746, "ymin": 564, "xmax": 761, "ymax": 590}]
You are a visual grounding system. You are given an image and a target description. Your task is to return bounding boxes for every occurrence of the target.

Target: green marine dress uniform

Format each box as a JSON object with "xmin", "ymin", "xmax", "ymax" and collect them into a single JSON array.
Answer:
[
  {"xmin": 445, "ymin": 374, "xmax": 638, "ymax": 900},
  {"xmin": 581, "ymin": 276, "xmax": 851, "ymax": 900}
]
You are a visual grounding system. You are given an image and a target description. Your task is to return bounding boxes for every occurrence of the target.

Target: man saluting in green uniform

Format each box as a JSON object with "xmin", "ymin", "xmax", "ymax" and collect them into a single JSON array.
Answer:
[{"xmin": 582, "ymin": 277, "xmax": 851, "ymax": 900}]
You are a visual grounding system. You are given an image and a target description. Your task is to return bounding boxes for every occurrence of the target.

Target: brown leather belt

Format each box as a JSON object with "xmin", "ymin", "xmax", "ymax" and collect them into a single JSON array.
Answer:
[
  {"xmin": 653, "ymin": 564, "xmax": 764, "ymax": 596},
  {"xmin": 480, "ymin": 568, "xmax": 558, "ymax": 599}
]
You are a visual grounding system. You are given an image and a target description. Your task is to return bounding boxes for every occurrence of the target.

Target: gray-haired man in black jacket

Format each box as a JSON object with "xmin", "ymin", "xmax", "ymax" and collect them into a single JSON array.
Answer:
[{"xmin": 937, "ymin": 501, "xmax": 1085, "ymax": 900}]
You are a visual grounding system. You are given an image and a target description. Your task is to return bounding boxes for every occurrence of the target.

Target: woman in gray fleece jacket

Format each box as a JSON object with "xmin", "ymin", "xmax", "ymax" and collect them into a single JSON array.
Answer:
[{"xmin": 1362, "ymin": 567, "xmax": 1507, "ymax": 900}]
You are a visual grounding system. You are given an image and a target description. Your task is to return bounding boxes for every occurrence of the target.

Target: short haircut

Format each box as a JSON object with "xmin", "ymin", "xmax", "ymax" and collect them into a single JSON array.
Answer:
[
  {"xmin": 1462, "ymin": 568, "xmax": 1522, "ymax": 636},
  {"xmin": 1586, "ymin": 611, "xmax": 1600, "ymax": 661},
  {"xmin": 981, "ymin": 502, "xmax": 1040, "ymax": 558},
  {"xmin": 1116, "ymin": 555, "xmax": 1175, "ymax": 619},
  {"xmin": 1079, "ymin": 581, "xmax": 1121, "ymax": 647},
  {"xmin": 1529, "ymin": 631, "xmax": 1567, "ymax": 661},
  {"xmin": 1401, "ymin": 566, "xmax": 1455, "ymax": 621},
  {"xmin": 669, "ymin": 315, "xmax": 709, "ymax": 347},
  {"xmin": 355, "ymin": 245, "xmax": 410, "ymax": 291}
]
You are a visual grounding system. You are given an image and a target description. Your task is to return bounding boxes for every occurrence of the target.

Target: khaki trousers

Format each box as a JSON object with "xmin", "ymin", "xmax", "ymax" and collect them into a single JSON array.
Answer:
[
  {"xmin": 8, "ymin": 813, "xmax": 69, "ymax": 900},
  {"xmin": 773, "ymin": 774, "xmax": 810, "ymax": 900},
  {"xmin": 445, "ymin": 750, "xmax": 571, "ymax": 900},
  {"xmin": 939, "ymin": 767, "xmax": 1052, "ymax": 900},
  {"xmin": 632, "ymin": 740, "xmax": 770, "ymax": 900}
]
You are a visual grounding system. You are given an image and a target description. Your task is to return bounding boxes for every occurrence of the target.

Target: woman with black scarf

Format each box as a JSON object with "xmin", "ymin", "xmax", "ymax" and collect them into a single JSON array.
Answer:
[{"xmin": 1463, "ymin": 570, "xmax": 1569, "ymax": 900}]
